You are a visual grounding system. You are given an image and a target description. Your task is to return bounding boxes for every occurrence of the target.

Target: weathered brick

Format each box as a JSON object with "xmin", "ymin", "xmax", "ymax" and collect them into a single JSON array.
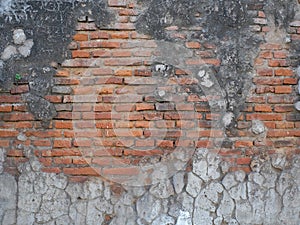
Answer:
[
  {"xmin": 72, "ymin": 50, "xmax": 90, "ymax": 58},
  {"xmin": 155, "ymin": 103, "xmax": 175, "ymax": 111},
  {"xmin": 274, "ymin": 68, "xmax": 293, "ymax": 76},
  {"xmin": 246, "ymin": 113, "xmax": 283, "ymax": 121},
  {"xmin": 274, "ymin": 86, "xmax": 292, "ymax": 94},
  {"xmin": 108, "ymin": 0, "xmax": 126, "ymax": 7},
  {"xmin": 257, "ymin": 68, "xmax": 273, "ymax": 76},
  {"xmin": 185, "ymin": 41, "xmax": 201, "ymax": 49},
  {"xmin": 53, "ymin": 139, "xmax": 72, "ymax": 148},
  {"xmin": 64, "ymin": 167, "xmax": 100, "ymax": 176},
  {"xmin": 73, "ymin": 33, "xmax": 89, "ymax": 41},
  {"xmin": 254, "ymin": 104, "xmax": 272, "ymax": 112},
  {"xmin": 10, "ymin": 85, "xmax": 29, "ymax": 94},
  {"xmin": 268, "ymin": 59, "xmax": 288, "ymax": 67}
]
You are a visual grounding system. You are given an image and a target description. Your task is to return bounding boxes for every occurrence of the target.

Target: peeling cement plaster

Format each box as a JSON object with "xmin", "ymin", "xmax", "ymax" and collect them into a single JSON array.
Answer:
[{"xmin": 1, "ymin": 150, "xmax": 300, "ymax": 224}]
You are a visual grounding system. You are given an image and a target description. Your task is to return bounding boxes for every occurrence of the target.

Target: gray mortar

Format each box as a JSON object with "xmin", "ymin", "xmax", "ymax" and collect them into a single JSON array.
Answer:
[{"xmin": 1, "ymin": 150, "xmax": 300, "ymax": 224}]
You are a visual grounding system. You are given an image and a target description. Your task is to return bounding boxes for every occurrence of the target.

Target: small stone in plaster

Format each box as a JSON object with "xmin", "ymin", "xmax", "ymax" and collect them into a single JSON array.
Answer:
[
  {"xmin": 295, "ymin": 101, "xmax": 300, "ymax": 111},
  {"xmin": 13, "ymin": 29, "xmax": 26, "ymax": 45},
  {"xmin": 18, "ymin": 39, "xmax": 34, "ymax": 57},
  {"xmin": 1, "ymin": 45, "xmax": 17, "ymax": 61},
  {"xmin": 251, "ymin": 120, "xmax": 265, "ymax": 135}
]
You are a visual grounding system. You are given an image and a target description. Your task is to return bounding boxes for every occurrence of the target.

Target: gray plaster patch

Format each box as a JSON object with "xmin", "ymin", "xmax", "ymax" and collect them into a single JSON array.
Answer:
[{"xmin": 18, "ymin": 39, "xmax": 34, "ymax": 57}]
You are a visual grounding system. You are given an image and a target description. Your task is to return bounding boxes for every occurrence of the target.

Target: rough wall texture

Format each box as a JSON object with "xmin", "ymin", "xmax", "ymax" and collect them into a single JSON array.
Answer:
[{"xmin": 0, "ymin": 0, "xmax": 300, "ymax": 224}]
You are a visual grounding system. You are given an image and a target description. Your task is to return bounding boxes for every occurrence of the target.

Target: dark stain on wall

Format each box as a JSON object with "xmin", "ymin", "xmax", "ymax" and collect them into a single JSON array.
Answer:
[{"xmin": 0, "ymin": 0, "xmax": 112, "ymax": 126}]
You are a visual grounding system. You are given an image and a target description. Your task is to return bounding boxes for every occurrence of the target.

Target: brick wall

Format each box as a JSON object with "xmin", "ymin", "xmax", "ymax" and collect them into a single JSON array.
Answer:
[{"xmin": 1, "ymin": 0, "xmax": 299, "ymax": 182}]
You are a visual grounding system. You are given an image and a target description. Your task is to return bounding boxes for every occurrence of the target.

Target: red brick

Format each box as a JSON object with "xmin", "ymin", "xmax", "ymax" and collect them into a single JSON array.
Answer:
[
  {"xmin": 156, "ymin": 140, "xmax": 174, "ymax": 148},
  {"xmin": 90, "ymin": 31, "xmax": 110, "ymax": 39},
  {"xmin": 55, "ymin": 70, "xmax": 70, "ymax": 77},
  {"xmin": 259, "ymin": 51, "xmax": 272, "ymax": 59},
  {"xmin": 73, "ymin": 158, "xmax": 91, "ymax": 165},
  {"xmin": 0, "ymin": 105, "xmax": 12, "ymax": 112},
  {"xmin": 134, "ymin": 69, "xmax": 152, "ymax": 77},
  {"xmin": 73, "ymin": 103, "xmax": 93, "ymax": 112},
  {"xmin": 92, "ymin": 68, "xmax": 114, "ymax": 76},
  {"xmin": 94, "ymin": 104, "xmax": 112, "ymax": 112},
  {"xmin": 257, "ymin": 68, "xmax": 273, "ymax": 76},
  {"xmin": 123, "ymin": 149, "xmax": 162, "ymax": 156},
  {"xmin": 73, "ymin": 33, "xmax": 88, "ymax": 41},
  {"xmin": 42, "ymin": 149, "xmax": 81, "ymax": 157},
  {"xmin": 136, "ymin": 103, "xmax": 155, "ymax": 111},
  {"xmin": 176, "ymin": 120, "xmax": 196, "ymax": 129},
  {"xmin": 268, "ymin": 60, "xmax": 288, "ymax": 67},
  {"xmin": 104, "ymin": 59, "xmax": 143, "ymax": 66},
  {"xmin": 283, "ymin": 78, "xmax": 298, "ymax": 85},
  {"xmin": 175, "ymin": 139, "xmax": 195, "ymax": 147},
  {"xmin": 235, "ymin": 141, "xmax": 253, "ymax": 148},
  {"xmin": 54, "ymin": 78, "xmax": 80, "ymax": 86},
  {"xmin": 274, "ymin": 86, "xmax": 292, "ymax": 94},
  {"xmin": 246, "ymin": 113, "xmax": 283, "ymax": 121},
  {"xmin": 267, "ymin": 130, "xmax": 289, "ymax": 137},
  {"xmin": 254, "ymin": 104, "xmax": 272, "ymax": 112},
  {"xmin": 63, "ymin": 167, "xmax": 100, "ymax": 176},
  {"xmin": 53, "ymin": 140, "xmax": 72, "ymax": 148},
  {"xmin": 274, "ymin": 68, "xmax": 294, "ymax": 76},
  {"xmin": 236, "ymin": 158, "xmax": 251, "ymax": 165},
  {"xmin": 176, "ymin": 103, "xmax": 194, "ymax": 111},
  {"xmin": 258, "ymin": 11, "xmax": 265, "ymax": 18},
  {"xmin": 92, "ymin": 49, "xmax": 111, "ymax": 58},
  {"xmin": 96, "ymin": 121, "xmax": 113, "ymax": 129},
  {"xmin": 0, "ymin": 140, "xmax": 10, "ymax": 147},
  {"xmin": 108, "ymin": 0, "xmax": 126, "ymax": 7},
  {"xmin": 45, "ymin": 95, "xmax": 63, "ymax": 103},
  {"xmin": 41, "ymin": 168, "xmax": 61, "ymax": 174},
  {"xmin": 260, "ymin": 43, "xmax": 282, "ymax": 50},
  {"xmin": 10, "ymin": 85, "xmax": 29, "ymax": 94},
  {"xmin": 102, "ymin": 167, "xmax": 139, "ymax": 176},
  {"xmin": 118, "ymin": 9, "xmax": 137, "ymax": 16},
  {"xmin": 114, "ymin": 104, "xmax": 135, "ymax": 112},
  {"xmin": 111, "ymin": 23, "xmax": 135, "ymax": 30},
  {"xmin": 185, "ymin": 42, "xmax": 201, "ymax": 49},
  {"xmin": 155, "ymin": 103, "xmax": 175, "ymax": 111},
  {"xmin": 186, "ymin": 58, "xmax": 221, "ymax": 66},
  {"xmin": 39, "ymin": 158, "xmax": 52, "ymax": 167},
  {"xmin": 273, "ymin": 51, "xmax": 287, "ymax": 58},
  {"xmin": 276, "ymin": 121, "xmax": 294, "ymax": 129},
  {"xmin": 32, "ymin": 140, "xmax": 51, "ymax": 147},
  {"xmin": 135, "ymin": 139, "xmax": 155, "ymax": 147},
  {"xmin": 0, "ymin": 95, "xmax": 22, "ymax": 103},
  {"xmin": 274, "ymin": 105, "xmax": 294, "ymax": 112},
  {"xmin": 80, "ymin": 41, "xmax": 120, "ymax": 49},
  {"xmin": 268, "ymin": 95, "xmax": 295, "ymax": 104},
  {"xmin": 144, "ymin": 112, "xmax": 163, "ymax": 120},
  {"xmin": 53, "ymin": 158, "xmax": 72, "ymax": 164},
  {"xmin": 72, "ymin": 50, "xmax": 90, "ymax": 58},
  {"xmin": 246, "ymin": 96, "xmax": 266, "ymax": 103},
  {"xmin": 3, "ymin": 113, "xmax": 34, "ymax": 121},
  {"xmin": 115, "ymin": 69, "xmax": 132, "ymax": 76},
  {"xmin": 253, "ymin": 77, "xmax": 282, "ymax": 85},
  {"xmin": 76, "ymin": 23, "xmax": 97, "ymax": 31},
  {"xmin": 6, "ymin": 150, "xmax": 24, "ymax": 157},
  {"xmin": 134, "ymin": 121, "xmax": 149, "ymax": 128},
  {"xmin": 73, "ymin": 139, "xmax": 92, "ymax": 147},
  {"xmin": 110, "ymin": 32, "xmax": 130, "ymax": 39}
]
